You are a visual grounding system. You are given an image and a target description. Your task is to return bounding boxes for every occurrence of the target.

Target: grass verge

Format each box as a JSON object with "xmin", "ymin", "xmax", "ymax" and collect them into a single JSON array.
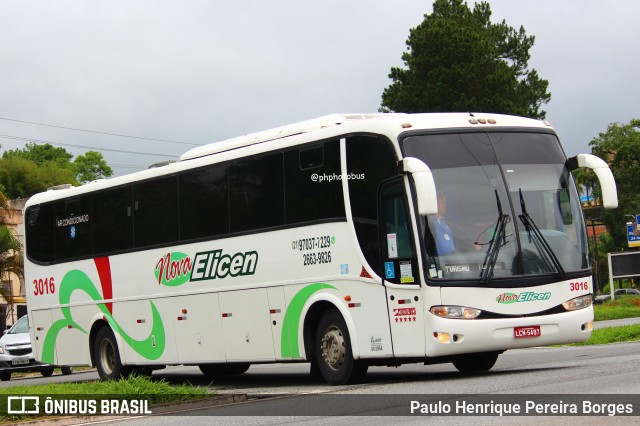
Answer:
[
  {"xmin": 593, "ymin": 296, "xmax": 640, "ymax": 321},
  {"xmin": 568, "ymin": 323, "xmax": 640, "ymax": 346},
  {"xmin": 0, "ymin": 374, "xmax": 210, "ymax": 423}
]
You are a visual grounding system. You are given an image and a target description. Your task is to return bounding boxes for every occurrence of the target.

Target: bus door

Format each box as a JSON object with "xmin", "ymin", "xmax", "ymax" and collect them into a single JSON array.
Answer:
[{"xmin": 379, "ymin": 179, "xmax": 426, "ymax": 357}]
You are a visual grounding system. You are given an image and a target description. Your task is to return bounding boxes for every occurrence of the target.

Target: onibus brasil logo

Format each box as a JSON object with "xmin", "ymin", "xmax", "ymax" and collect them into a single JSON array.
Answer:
[
  {"xmin": 154, "ymin": 249, "xmax": 258, "ymax": 286},
  {"xmin": 496, "ymin": 291, "xmax": 551, "ymax": 304}
]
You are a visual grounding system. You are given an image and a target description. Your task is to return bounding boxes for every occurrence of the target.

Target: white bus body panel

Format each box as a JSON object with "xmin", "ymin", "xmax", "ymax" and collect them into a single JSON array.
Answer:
[{"xmin": 26, "ymin": 222, "xmax": 395, "ymax": 366}]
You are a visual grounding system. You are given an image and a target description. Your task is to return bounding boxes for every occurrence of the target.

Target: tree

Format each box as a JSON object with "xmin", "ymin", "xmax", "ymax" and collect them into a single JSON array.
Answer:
[
  {"xmin": 589, "ymin": 118, "xmax": 640, "ymax": 248},
  {"xmin": 0, "ymin": 194, "xmax": 24, "ymax": 324},
  {"xmin": 0, "ymin": 157, "xmax": 76, "ymax": 199},
  {"xmin": 572, "ymin": 168, "xmax": 597, "ymax": 205},
  {"xmin": 380, "ymin": 0, "xmax": 551, "ymax": 119},
  {"xmin": 0, "ymin": 143, "xmax": 113, "ymax": 196},
  {"xmin": 73, "ymin": 151, "xmax": 113, "ymax": 184},
  {"xmin": 2, "ymin": 142, "xmax": 73, "ymax": 168}
]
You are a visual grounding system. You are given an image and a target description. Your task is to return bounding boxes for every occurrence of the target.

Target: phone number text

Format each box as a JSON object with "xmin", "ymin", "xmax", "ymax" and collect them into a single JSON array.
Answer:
[
  {"xmin": 303, "ymin": 251, "xmax": 332, "ymax": 266},
  {"xmin": 292, "ymin": 235, "xmax": 331, "ymax": 251}
]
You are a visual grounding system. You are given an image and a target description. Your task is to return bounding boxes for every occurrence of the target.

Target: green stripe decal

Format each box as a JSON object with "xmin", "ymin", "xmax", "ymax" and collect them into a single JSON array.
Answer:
[
  {"xmin": 280, "ymin": 283, "xmax": 336, "ymax": 358},
  {"xmin": 42, "ymin": 269, "xmax": 165, "ymax": 364}
]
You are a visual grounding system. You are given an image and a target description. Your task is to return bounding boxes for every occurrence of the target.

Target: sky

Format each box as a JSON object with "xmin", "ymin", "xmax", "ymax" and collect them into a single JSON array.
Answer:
[{"xmin": 0, "ymin": 0, "xmax": 638, "ymax": 177}]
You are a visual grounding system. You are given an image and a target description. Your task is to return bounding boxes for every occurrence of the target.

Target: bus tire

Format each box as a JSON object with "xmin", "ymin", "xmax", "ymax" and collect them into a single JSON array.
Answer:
[
  {"xmin": 315, "ymin": 309, "xmax": 367, "ymax": 385},
  {"xmin": 0, "ymin": 372, "xmax": 11, "ymax": 381},
  {"xmin": 40, "ymin": 366, "xmax": 54, "ymax": 377},
  {"xmin": 452, "ymin": 352, "xmax": 499, "ymax": 373},
  {"xmin": 61, "ymin": 366, "xmax": 73, "ymax": 375},
  {"xmin": 94, "ymin": 326, "xmax": 131, "ymax": 380},
  {"xmin": 199, "ymin": 363, "xmax": 250, "ymax": 377},
  {"xmin": 309, "ymin": 360, "xmax": 323, "ymax": 381}
]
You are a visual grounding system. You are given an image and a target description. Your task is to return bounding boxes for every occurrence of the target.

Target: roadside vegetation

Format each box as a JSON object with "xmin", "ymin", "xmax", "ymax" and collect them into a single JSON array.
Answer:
[
  {"xmin": 593, "ymin": 296, "xmax": 640, "ymax": 321},
  {"xmin": 0, "ymin": 374, "xmax": 210, "ymax": 423},
  {"xmin": 578, "ymin": 324, "xmax": 640, "ymax": 346},
  {"xmin": 564, "ymin": 297, "xmax": 640, "ymax": 347}
]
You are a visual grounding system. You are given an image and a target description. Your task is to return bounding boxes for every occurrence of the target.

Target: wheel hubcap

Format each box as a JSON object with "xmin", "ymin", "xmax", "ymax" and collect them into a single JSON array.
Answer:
[
  {"xmin": 321, "ymin": 325, "xmax": 345, "ymax": 371},
  {"xmin": 99, "ymin": 339, "xmax": 116, "ymax": 375}
]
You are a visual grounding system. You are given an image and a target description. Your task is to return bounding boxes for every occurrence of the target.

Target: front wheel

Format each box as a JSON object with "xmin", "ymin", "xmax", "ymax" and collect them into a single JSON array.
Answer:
[
  {"xmin": 94, "ymin": 326, "xmax": 131, "ymax": 380},
  {"xmin": 60, "ymin": 366, "xmax": 73, "ymax": 375},
  {"xmin": 0, "ymin": 371, "xmax": 11, "ymax": 381},
  {"xmin": 452, "ymin": 352, "xmax": 499, "ymax": 373},
  {"xmin": 315, "ymin": 309, "xmax": 367, "ymax": 385}
]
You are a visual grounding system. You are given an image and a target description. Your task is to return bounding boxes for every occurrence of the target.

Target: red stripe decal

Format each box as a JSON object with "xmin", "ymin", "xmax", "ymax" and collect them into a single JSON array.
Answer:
[{"xmin": 94, "ymin": 257, "xmax": 113, "ymax": 315}]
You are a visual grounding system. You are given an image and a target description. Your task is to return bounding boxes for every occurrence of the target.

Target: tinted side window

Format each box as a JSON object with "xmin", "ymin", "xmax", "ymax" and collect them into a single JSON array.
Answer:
[
  {"xmin": 54, "ymin": 198, "xmax": 92, "ymax": 260},
  {"xmin": 346, "ymin": 136, "xmax": 398, "ymax": 275},
  {"xmin": 134, "ymin": 176, "xmax": 179, "ymax": 247},
  {"xmin": 179, "ymin": 164, "xmax": 229, "ymax": 240},
  {"xmin": 229, "ymin": 153, "xmax": 284, "ymax": 232},
  {"xmin": 26, "ymin": 204, "xmax": 55, "ymax": 262},
  {"xmin": 285, "ymin": 140, "xmax": 345, "ymax": 224},
  {"xmin": 380, "ymin": 179, "xmax": 418, "ymax": 284},
  {"xmin": 92, "ymin": 186, "xmax": 133, "ymax": 254}
]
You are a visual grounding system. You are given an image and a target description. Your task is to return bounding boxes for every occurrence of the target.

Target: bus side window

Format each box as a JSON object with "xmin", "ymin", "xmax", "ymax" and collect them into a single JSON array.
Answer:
[
  {"xmin": 134, "ymin": 176, "xmax": 179, "ymax": 247},
  {"xmin": 25, "ymin": 204, "xmax": 55, "ymax": 263},
  {"xmin": 379, "ymin": 179, "xmax": 418, "ymax": 285}
]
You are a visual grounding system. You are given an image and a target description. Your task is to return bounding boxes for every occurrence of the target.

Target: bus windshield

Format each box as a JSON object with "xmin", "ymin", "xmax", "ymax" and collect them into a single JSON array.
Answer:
[{"xmin": 403, "ymin": 131, "xmax": 589, "ymax": 282}]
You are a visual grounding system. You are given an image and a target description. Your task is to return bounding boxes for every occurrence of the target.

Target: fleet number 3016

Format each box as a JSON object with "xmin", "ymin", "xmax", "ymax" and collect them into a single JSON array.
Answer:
[
  {"xmin": 33, "ymin": 277, "xmax": 55, "ymax": 296},
  {"xmin": 569, "ymin": 281, "xmax": 589, "ymax": 291}
]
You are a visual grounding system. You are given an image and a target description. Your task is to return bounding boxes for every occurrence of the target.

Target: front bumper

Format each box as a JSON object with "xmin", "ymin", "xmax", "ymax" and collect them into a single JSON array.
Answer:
[
  {"xmin": 425, "ymin": 307, "xmax": 593, "ymax": 357},
  {"xmin": 0, "ymin": 355, "xmax": 50, "ymax": 373}
]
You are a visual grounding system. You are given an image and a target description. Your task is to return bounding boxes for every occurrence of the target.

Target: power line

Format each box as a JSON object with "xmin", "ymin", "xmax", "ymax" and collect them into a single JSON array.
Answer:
[
  {"xmin": 0, "ymin": 116, "xmax": 201, "ymax": 147},
  {"xmin": 0, "ymin": 133, "xmax": 178, "ymax": 159}
]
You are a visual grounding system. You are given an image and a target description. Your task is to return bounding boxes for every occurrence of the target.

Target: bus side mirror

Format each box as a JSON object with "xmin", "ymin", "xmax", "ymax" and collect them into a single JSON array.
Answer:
[
  {"xmin": 567, "ymin": 154, "xmax": 618, "ymax": 209},
  {"xmin": 400, "ymin": 157, "xmax": 438, "ymax": 215}
]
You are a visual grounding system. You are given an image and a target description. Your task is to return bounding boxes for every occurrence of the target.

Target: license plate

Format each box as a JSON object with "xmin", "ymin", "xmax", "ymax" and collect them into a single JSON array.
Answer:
[
  {"xmin": 514, "ymin": 325, "xmax": 541, "ymax": 338},
  {"xmin": 11, "ymin": 358, "xmax": 29, "ymax": 365}
]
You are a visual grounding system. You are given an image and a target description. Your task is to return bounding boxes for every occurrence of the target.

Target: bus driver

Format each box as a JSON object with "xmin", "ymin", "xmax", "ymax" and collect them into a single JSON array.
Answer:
[{"xmin": 433, "ymin": 193, "xmax": 455, "ymax": 255}]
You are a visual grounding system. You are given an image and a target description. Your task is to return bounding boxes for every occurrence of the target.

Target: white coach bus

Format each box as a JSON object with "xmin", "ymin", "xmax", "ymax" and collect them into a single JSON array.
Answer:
[{"xmin": 24, "ymin": 113, "xmax": 617, "ymax": 385}]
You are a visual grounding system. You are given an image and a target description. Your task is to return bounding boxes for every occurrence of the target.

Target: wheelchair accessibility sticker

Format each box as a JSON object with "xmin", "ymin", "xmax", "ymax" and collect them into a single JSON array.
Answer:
[{"xmin": 385, "ymin": 262, "xmax": 395, "ymax": 279}]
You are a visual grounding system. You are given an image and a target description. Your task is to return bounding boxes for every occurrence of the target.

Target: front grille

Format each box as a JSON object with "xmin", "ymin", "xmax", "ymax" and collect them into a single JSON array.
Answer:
[
  {"xmin": 477, "ymin": 304, "xmax": 567, "ymax": 319},
  {"xmin": 7, "ymin": 347, "xmax": 32, "ymax": 356}
]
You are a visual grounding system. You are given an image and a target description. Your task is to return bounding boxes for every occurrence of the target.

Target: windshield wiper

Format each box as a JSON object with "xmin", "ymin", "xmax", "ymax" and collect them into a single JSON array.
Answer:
[
  {"xmin": 518, "ymin": 189, "xmax": 566, "ymax": 278},
  {"xmin": 480, "ymin": 190, "xmax": 510, "ymax": 283}
]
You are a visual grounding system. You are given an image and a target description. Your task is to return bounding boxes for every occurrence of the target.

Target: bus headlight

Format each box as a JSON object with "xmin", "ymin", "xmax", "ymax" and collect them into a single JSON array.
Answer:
[
  {"xmin": 430, "ymin": 306, "xmax": 481, "ymax": 319},
  {"xmin": 562, "ymin": 295, "xmax": 592, "ymax": 311}
]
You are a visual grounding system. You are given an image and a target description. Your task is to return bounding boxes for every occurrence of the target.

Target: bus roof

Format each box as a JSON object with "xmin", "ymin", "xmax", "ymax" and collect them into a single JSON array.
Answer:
[
  {"xmin": 180, "ymin": 112, "xmax": 551, "ymax": 161},
  {"xmin": 25, "ymin": 112, "xmax": 552, "ymax": 207}
]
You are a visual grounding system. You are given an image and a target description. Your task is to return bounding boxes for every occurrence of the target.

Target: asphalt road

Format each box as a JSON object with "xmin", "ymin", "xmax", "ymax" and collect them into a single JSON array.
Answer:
[
  {"xmin": 115, "ymin": 341, "xmax": 640, "ymax": 425},
  {"xmin": 593, "ymin": 317, "xmax": 640, "ymax": 329},
  {"xmin": 2, "ymin": 319, "xmax": 639, "ymax": 425}
]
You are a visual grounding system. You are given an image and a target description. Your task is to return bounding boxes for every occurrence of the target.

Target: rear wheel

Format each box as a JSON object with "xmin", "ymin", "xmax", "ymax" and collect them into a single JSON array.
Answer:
[
  {"xmin": 40, "ymin": 366, "xmax": 54, "ymax": 377},
  {"xmin": 452, "ymin": 352, "xmax": 499, "ymax": 373},
  {"xmin": 309, "ymin": 359, "xmax": 323, "ymax": 381},
  {"xmin": 61, "ymin": 366, "xmax": 73, "ymax": 375},
  {"xmin": 94, "ymin": 326, "xmax": 131, "ymax": 380},
  {"xmin": 199, "ymin": 363, "xmax": 250, "ymax": 378},
  {"xmin": 315, "ymin": 309, "xmax": 367, "ymax": 385}
]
